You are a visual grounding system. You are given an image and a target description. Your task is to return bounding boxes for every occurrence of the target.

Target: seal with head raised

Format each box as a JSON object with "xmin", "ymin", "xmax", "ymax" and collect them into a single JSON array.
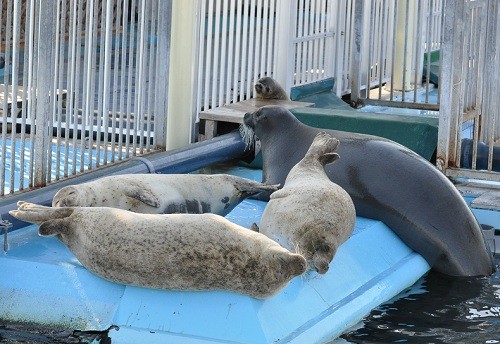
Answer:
[
  {"xmin": 242, "ymin": 105, "xmax": 495, "ymax": 277},
  {"xmin": 254, "ymin": 76, "xmax": 290, "ymax": 100},
  {"xmin": 252, "ymin": 132, "xmax": 356, "ymax": 274},
  {"xmin": 52, "ymin": 174, "xmax": 279, "ymax": 216},
  {"xmin": 10, "ymin": 202, "xmax": 306, "ymax": 299}
]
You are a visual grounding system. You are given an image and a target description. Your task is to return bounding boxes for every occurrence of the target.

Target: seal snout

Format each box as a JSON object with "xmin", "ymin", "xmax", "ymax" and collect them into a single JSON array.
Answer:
[
  {"xmin": 254, "ymin": 83, "xmax": 263, "ymax": 93},
  {"xmin": 290, "ymin": 253, "xmax": 307, "ymax": 276},
  {"xmin": 313, "ymin": 260, "xmax": 330, "ymax": 274},
  {"xmin": 243, "ymin": 112, "xmax": 254, "ymax": 128}
]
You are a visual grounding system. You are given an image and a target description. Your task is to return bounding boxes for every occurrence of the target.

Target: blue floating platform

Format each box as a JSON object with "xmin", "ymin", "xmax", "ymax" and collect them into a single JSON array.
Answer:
[{"xmin": 0, "ymin": 167, "xmax": 431, "ymax": 343}]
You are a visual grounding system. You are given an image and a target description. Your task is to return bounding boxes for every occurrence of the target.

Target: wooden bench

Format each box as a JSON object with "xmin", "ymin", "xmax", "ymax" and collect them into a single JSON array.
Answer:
[{"xmin": 198, "ymin": 98, "xmax": 314, "ymax": 140}]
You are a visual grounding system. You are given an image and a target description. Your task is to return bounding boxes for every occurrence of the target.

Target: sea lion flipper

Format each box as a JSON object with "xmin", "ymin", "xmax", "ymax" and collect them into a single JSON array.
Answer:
[
  {"xmin": 124, "ymin": 187, "xmax": 160, "ymax": 208},
  {"xmin": 250, "ymin": 223, "xmax": 260, "ymax": 232}
]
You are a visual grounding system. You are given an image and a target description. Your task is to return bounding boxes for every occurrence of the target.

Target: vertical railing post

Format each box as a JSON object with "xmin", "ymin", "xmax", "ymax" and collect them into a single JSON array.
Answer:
[
  {"xmin": 154, "ymin": 0, "xmax": 172, "ymax": 149},
  {"xmin": 166, "ymin": 0, "xmax": 200, "ymax": 149},
  {"xmin": 392, "ymin": 0, "xmax": 417, "ymax": 92},
  {"xmin": 273, "ymin": 0, "xmax": 297, "ymax": 93},
  {"xmin": 436, "ymin": 0, "xmax": 464, "ymax": 172},
  {"xmin": 481, "ymin": 0, "xmax": 499, "ymax": 148},
  {"xmin": 350, "ymin": 0, "xmax": 364, "ymax": 107},
  {"xmin": 34, "ymin": 0, "xmax": 56, "ymax": 187}
]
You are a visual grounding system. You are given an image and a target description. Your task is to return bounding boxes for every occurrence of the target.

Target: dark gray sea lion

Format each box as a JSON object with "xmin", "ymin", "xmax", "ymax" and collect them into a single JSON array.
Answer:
[
  {"xmin": 10, "ymin": 202, "xmax": 306, "ymax": 299},
  {"xmin": 242, "ymin": 106, "xmax": 495, "ymax": 277},
  {"xmin": 52, "ymin": 174, "xmax": 279, "ymax": 216},
  {"xmin": 254, "ymin": 77, "xmax": 290, "ymax": 100},
  {"xmin": 253, "ymin": 132, "xmax": 356, "ymax": 274}
]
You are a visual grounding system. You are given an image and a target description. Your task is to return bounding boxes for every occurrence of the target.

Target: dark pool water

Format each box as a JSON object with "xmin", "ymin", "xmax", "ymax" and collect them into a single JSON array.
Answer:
[{"xmin": 338, "ymin": 256, "xmax": 500, "ymax": 344}]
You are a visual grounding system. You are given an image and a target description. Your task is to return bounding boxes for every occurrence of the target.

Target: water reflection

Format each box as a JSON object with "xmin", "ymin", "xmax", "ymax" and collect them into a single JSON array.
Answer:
[{"xmin": 341, "ymin": 257, "xmax": 500, "ymax": 343}]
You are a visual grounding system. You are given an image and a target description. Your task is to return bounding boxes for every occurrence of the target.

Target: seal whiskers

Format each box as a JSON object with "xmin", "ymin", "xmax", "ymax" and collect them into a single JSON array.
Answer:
[{"xmin": 239, "ymin": 123, "xmax": 256, "ymax": 151}]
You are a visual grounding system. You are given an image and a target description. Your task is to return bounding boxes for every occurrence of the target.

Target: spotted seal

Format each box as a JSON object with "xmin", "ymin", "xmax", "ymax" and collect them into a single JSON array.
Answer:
[
  {"xmin": 10, "ymin": 202, "xmax": 306, "ymax": 299},
  {"xmin": 254, "ymin": 76, "xmax": 290, "ymax": 100},
  {"xmin": 52, "ymin": 174, "xmax": 279, "ymax": 216},
  {"xmin": 253, "ymin": 132, "xmax": 356, "ymax": 274},
  {"xmin": 242, "ymin": 105, "xmax": 495, "ymax": 277}
]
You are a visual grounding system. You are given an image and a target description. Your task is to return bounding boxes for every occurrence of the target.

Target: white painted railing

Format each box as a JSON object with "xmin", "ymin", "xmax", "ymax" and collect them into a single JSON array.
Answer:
[
  {"xmin": 350, "ymin": 0, "xmax": 444, "ymax": 110},
  {"xmin": 437, "ymin": 0, "xmax": 499, "ymax": 182},
  {"xmin": 0, "ymin": 0, "xmax": 171, "ymax": 195},
  {"xmin": 196, "ymin": 0, "xmax": 279, "ymax": 113},
  {"xmin": 195, "ymin": 0, "xmax": 444, "ymax": 117}
]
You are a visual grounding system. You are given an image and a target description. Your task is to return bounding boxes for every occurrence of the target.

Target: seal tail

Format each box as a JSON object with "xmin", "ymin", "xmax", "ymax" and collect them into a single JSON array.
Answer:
[
  {"xmin": 9, "ymin": 202, "xmax": 74, "ymax": 236},
  {"xmin": 305, "ymin": 132, "xmax": 340, "ymax": 166}
]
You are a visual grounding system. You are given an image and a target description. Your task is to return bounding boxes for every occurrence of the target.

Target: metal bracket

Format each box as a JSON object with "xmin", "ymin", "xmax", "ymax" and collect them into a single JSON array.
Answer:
[{"xmin": 0, "ymin": 216, "xmax": 13, "ymax": 252}]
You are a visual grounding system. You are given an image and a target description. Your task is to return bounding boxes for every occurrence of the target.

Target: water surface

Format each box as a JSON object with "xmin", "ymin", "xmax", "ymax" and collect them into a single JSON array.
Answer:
[{"xmin": 339, "ymin": 256, "xmax": 500, "ymax": 343}]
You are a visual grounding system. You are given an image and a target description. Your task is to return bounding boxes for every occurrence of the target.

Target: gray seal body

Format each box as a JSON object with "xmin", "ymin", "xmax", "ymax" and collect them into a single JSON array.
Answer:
[
  {"xmin": 10, "ymin": 202, "xmax": 306, "ymax": 299},
  {"xmin": 53, "ymin": 173, "xmax": 279, "ymax": 216},
  {"xmin": 254, "ymin": 77, "xmax": 290, "ymax": 100},
  {"xmin": 243, "ymin": 106, "xmax": 495, "ymax": 277}
]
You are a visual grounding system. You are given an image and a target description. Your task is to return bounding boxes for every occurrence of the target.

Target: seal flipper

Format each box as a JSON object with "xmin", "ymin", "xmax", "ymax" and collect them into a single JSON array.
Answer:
[
  {"xmin": 124, "ymin": 187, "xmax": 160, "ymax": 208},
  {"xmin": 305, "ymin": 132, "xmax": 340, "ymax": 166},
  {"xmin": 319, "ymin": 152, "xmax": 339, "ymax": 166},
  {"xmin": 236, "ymin": 180, "xmax": 280, "ymax": 195},
  {"xmin": 250, "ymin": 223, "xmax": 260, "ymax": 232},
  {"xmin": 9, "ymin": 202, "xmax": 74, "ymax": 224},
  {"xmin": 39, "ymin": 219, "xmax": 71, "ymax": 236}
]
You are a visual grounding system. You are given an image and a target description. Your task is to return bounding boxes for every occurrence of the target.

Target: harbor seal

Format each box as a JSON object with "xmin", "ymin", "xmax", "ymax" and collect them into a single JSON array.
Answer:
[
  {"xmin": 10, "ymin": 202, "xmax": 306, "ymax": 299},
  {"xmin": 242, "ymin": 106, "xmax": 495, "ymax": 277},
  {"xmin": 52, "ymin": 173, "xmax": 279, "ymax": 216},
  {"xmin": 253, "ymin": 132, "xmax": 356, "ymax": 274},
  {"xmin": 254, "ymin": 77, "xmax": 290, "ymax": 100}
]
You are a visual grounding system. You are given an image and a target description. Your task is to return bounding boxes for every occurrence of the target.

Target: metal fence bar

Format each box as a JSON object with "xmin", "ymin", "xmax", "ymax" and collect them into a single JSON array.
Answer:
[
  {"xmin": 483, "ymin": 0, "xmax": 499, "ymax": 172},
  {"xmin": 19, "ymin": 0, "xmax": 34, "ymax": 190},
  {"xmin": 219, "ymin": 0, "xmax": 228, "ymax": 107},
  {"xmin": 225, "ymin": 0, "xmax": 235, "ymax": 105}
]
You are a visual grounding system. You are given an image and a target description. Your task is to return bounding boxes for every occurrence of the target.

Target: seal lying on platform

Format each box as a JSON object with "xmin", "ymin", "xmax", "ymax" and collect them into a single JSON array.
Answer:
[
  {"xmin": 242, "ymin": 106, "xmax": 495, "ymax": 277},
  {"xmin": 52, "ymin": 174, "xmax": 278, "ymax": 216},
  {"xmin": 252, "ymin": 132, "xmax": 356, "ymax": 274},
  {"xmin": 254, "ymin": 77, "xmax": 290, "ymax": 100},
  {"xmin": 10, "ymin": 202, "xmax": 306, "ymax": 299}
]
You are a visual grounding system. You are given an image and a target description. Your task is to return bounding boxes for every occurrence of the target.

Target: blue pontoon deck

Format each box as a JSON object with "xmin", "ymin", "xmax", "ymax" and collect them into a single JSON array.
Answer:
[
  {"xmin": 1, "ymin": 130, "xmax": 497, "ymax": 343},
  {"xmin": 0, "ymin": 133, "xmax": 434, "ymax": 343}
]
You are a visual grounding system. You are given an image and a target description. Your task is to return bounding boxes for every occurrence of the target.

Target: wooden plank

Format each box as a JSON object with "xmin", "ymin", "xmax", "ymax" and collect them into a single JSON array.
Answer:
[{"xmin": 199, "ymin": 98, "xmax": 314, "ymax": 124}]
